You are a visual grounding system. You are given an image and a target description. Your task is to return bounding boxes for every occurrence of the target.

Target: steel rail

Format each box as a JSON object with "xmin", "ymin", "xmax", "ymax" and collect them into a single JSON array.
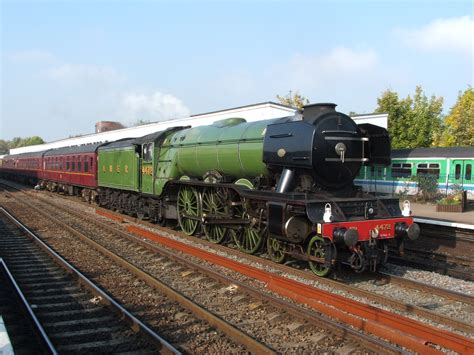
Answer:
[
  {"xmin": 388, "ymin": 254, "xmax": 473, "ymax": 281},
  {"xmin": 0, "ymin": 258, "xmax": 57, "ymax": 355},
  {"xmin": 377, "ymin": 271, "xmax": 474, "ymax": 306},
  {"xmin": 0, "ymin": 207, "xmax": 180, "ymax": 355},
  {"xmin": 1, "ymin": 192, "xmax": 274, "ymax": 355}
]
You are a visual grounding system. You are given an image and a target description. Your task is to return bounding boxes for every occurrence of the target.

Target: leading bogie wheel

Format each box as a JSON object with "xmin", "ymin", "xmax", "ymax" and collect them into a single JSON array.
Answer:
[
  {"xmin": 177, "ymin": 185, "xmax": 201, "ymax": 235},
  {"xmin": 307, "ymin": 235, "xmax": 332, "ymax": 277},
  {"xmin": 267, "ymin": 236, "xmax": 287, "ymax": 263}
]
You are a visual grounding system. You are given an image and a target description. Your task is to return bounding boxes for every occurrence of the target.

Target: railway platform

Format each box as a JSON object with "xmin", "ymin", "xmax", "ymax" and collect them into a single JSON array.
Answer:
[{"xmin": 411, "ymin": 202, "xmax": 474, "ymax": 229}]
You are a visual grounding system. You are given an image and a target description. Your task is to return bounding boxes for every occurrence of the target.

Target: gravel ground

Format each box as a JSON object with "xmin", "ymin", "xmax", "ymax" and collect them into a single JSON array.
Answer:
[{"xmin": 383, "ymin": 263, "xmax": 474, "ymax": 295}]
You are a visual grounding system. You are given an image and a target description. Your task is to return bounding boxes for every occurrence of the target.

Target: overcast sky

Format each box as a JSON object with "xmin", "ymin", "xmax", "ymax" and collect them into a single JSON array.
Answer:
[{"xmin": 1, "ymin": 0, "xmax": 472, "ymax": 142}]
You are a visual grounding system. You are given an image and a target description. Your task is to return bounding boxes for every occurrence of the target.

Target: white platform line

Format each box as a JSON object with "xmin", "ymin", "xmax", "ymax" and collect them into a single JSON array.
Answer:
[{"xmin": 414, "ymin": 217, "xmax": 474, "ymax": 230}]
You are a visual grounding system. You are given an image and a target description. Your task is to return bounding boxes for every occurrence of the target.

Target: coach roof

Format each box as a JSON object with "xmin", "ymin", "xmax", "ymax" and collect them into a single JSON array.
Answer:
[
  {"xmin": 392, "ymin": 147, "xmax": 474, "ymax": 159},
  {"xmin": 43, "ymin": 142, "xmax": 104, "ymax": 156}
]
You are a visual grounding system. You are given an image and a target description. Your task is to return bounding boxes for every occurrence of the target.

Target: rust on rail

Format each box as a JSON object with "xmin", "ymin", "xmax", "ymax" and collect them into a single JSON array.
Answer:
[{"xmin": 97, "ymin": 209, "xmax": 125, "ymax": 222}]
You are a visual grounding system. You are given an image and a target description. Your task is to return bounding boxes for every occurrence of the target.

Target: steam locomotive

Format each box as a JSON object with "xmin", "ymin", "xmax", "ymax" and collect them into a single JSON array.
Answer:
[{"xmin": 0, "ymin": 103, "xmax": 419, "ymax": 276}]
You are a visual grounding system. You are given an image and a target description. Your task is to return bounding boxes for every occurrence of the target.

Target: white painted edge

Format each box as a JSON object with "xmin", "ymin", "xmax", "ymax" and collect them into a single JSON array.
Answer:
[
  {"xmin": 413, "ymin": 217, "xmax": 474, "ymax": 230},
  {"xmin": 0, "ymin": 316, "xmax": 14, "ymax": 355}
]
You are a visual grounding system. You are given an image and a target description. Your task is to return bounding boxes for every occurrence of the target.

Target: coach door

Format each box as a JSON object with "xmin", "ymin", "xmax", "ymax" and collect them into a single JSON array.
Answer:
[{"xmin": 450, "ymin": 159, "xmax": 471, "ymax": 187}]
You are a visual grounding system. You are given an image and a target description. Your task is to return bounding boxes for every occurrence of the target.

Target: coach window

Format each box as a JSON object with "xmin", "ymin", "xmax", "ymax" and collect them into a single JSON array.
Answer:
[
  {"xmin": 455, "ymin": 164, "xmax": 461, "ymax": 180},
  {"xmin": 72, "ymin": 156, "xmax": 75, "ymax": 171},
  {"xmin": 466, "ymin": 164, "xmax": 472, "ymax": 180},
  {"xmin": 417, "ymin": 163, "xmax": 440, "ymax": 179},
  {"xmin": 392, "ymin": 163, "xmax": 412, "ymax": 178},
  {"xmin": 84, "ymin": 161, "xmax": 89, "ymax": 172},
  {"xmin": 377, "ymin": 167, "xmax": 384, "ymax": 178},
  {"xmin": 78, "ymin": 160, "xmax": 82, "ymax": 171},
  {"xmin": 67, "ymin": 160, "xmax": 70, "ymax": 171}
]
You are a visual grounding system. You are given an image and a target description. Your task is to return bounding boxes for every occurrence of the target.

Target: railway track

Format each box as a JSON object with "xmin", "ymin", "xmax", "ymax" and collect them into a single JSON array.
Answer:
[
  {"xmin": 2, "ymin": 182, "xmax": 474, "ymax": 353},
  {"xmin": 0, "ymin": 183, "xmax": 401, "ymax": 353},
  {"xmin": 0, "ymin": 207, "xmax": 178, "ymax": 354},
  {"xmin": 0, "ymin": 189, "xmax": 268, "ymax": 353},
  {"xmin": 387, "ymin": 222, "xmax": 474, "ymax": 281},
  {"xmin": 0, "ymin": 258, "xmax": 55, "ymax": 354}
]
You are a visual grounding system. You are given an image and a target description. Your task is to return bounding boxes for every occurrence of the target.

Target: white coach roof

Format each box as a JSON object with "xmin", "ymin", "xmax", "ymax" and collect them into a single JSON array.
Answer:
[{"xmin": 9, "ymin": 102, "xmax": 297, "ymax": 155}]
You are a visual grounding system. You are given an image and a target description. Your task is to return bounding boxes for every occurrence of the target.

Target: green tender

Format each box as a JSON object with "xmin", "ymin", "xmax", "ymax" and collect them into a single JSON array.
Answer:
[{"xmin": 98, "ymin": 143, "xmax": 139, "ymax": 192}]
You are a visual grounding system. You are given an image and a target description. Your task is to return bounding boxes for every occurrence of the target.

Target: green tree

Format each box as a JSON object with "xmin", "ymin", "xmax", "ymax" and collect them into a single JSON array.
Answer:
[
  {"xmin": 438, "ymin": 87, "xmax": 474, "ymax": 146},
  {"xmin": 21, "ymin": 136, "xmax": 45, "ymax": 147},
  {"xmin": 0, "ymin": 136, "xmax": 45, "ymax": 153},
  {"xmin": 276, "ymin": 90, "xmax": 309, "ymax": 110},
  {"xmin": 375, "ymin": 86, "xmax": 443, "ymax": 149},
  {"xmin": 0, "ymin": 140, "xmax": 8, "ymax": 154}
]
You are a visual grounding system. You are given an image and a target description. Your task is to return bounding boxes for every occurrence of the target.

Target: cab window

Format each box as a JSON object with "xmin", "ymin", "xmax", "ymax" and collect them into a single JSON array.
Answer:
[{"xmin": 143, "ymin": 143, "xmax": 153, "ymax": 162}]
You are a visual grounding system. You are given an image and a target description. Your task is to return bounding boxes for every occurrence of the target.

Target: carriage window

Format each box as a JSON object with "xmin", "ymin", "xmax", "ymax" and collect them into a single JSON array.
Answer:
[
  {"xmin": 84, "ymin": 161, "xmax": 88, "ymax": 172},
  {"xmin": 392, "ymin": 163, "xmax": 412, "ymax": 178},
  {"xmin": 417, "ymin": 163, "xmax": 440, "ymax": 179},
  {"xmin": 78, "ymin": 162, "xmax": 81, "ymax": 171},
  {"xmin": 72, "ymin": 162, "xmax": 75, "ymax": 171},
  {"xmin": 90, "ymin": 157, "xmax": 93, "ymax": 167},
  {"xmin": 466, "ymin": 164, "xmax": 472, "ymax": 180},
  {"xmin": 67, "ymin": 162, "xmax": 70, "ymax": 170},
  {"xmin": 455, "ymin": 164, "xmax": 461, "ymax": 180}
]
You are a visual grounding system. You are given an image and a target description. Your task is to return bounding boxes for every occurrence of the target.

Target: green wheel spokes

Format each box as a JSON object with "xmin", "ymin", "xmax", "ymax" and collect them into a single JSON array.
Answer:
[
  {"xmin": 307, "ymin": 235, "xmax": 332, "ymax": 277},
  {"xmin": 233, "ymin": 211, "xmax": 264, "ymax": 254},
  {"xmin": 177, "ymin": 186, "xmax": 200, "ymax": 235},
  {"xmin": 267, "ymin": 236, "xmax": 286, "ymax": 263},
  {"xmin": 202, "ymin": 188, "xmax": 228, "ymax": 244}
]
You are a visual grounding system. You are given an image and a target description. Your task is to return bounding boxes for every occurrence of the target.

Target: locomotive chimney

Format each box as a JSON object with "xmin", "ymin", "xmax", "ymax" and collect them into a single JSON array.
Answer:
[{"xmin": 302, "ymin": 103, "xmax": 337, "ymax": 124}]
